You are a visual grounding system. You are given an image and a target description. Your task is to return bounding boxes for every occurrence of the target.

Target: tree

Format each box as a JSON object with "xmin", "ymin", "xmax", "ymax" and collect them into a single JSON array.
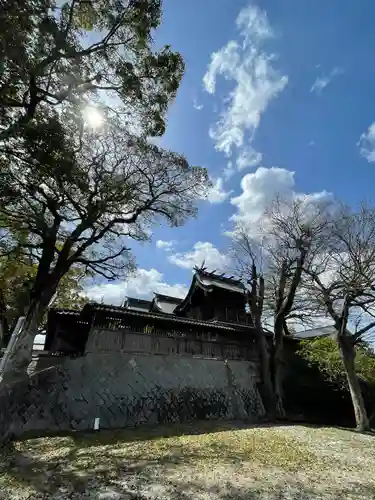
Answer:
[
  {"xmin": 232, "ymin": 196, "xmax": 332, "ymax": 417},
  {"xmin": 0, "ymin": 257, "xmax": 89, "ymax": 346},
  {"xmin": 0, "ymin": 0, "xmax": 183, "ymax": 145},
  {"xmin": 299, "ymin": 336, "xmax": 375, "ymax": 426},
  {"xmin": 304, "ymin": 203, "xmax": 375, "ymax": 431},
  {"xmin": 231, "ymin": 230, "xmax": 274, "ymax": 416},
  {"xmin": 266, "ymin": 197, "xmax": 334, "ymax": 416},
  {"xmin": 0, "ymin": 0, "xmax": 209, "ymax": 384},
  {"xmin": 52, "ymin": 268, "xmax": 90, "ymax": 310},
  {"xmin": 0, "ymin": 121, "xmax": 208, "ymax": 382}
]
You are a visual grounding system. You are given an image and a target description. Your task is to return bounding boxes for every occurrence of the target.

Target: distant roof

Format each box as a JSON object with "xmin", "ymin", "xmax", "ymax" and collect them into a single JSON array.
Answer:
[
  {"xmin": 151, "ymin": 293, "xmax": 182, "ymax": 314},
  {"xmin": 292, "ymin": 325, "xmax": 336, "ymax": 340},
  {"xmin": 122, "ymin": 297, "xmax": 152, "ymax": 313}
]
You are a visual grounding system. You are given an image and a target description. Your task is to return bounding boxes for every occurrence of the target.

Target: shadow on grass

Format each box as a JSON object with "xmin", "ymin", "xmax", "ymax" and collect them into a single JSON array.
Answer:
[
  {"xmin": 0, "ymin": 420, "xmax": 295, "ymax": 496},
  {"xmin": 336, "ymin": 426, "xmax": 375, "ymax": 437},
  {"xmin": 1, "ymin": 420, "xmax": 375, "ymax": 498},
  {"xmin": 14, "ymin": 418, "xmax": 329, "ymax": 448},
  {"xmin": 4, "ymin": 448, "xmax": 375, "ymax": 500},
  {"xmin": 15, "ymin": 419, "xmax": 264, "ymax": 444}
]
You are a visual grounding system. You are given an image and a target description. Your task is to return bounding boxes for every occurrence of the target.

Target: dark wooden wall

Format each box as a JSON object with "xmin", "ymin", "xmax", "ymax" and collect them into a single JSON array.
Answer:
[{"xmin": 85, "ymin": 326, "xmax": 259, "ymax": 362}]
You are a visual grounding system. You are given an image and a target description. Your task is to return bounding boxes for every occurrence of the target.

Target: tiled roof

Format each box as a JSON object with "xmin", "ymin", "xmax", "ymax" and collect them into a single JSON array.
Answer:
[
  {"xmin": 292, "ymin": 325, "xmax": 336, "ymax": 339},
  {"xmin": 86, "ymin": 302, "xmax": 256, "ymax": 333},
  {"xmin": 174, "ymin": 269, "xmax": 245, "ymax": 314},
  {"xmin": 50, "ymin": 308, "xmax": 81, "ymax": 316},
  {"xmin": 197, "ymin": 270, "xmax": 245, "ymax": 293},
  {"xmin": 122, "ymin": 297, "xmax": 152, "ymax": 312},
  {"xmin": 152, "ymin": 293, "xmax": 182, "ymax": 314},
  {"xmin": 154, "ymin": 293, "xmax": 183, "ymax": 302}
]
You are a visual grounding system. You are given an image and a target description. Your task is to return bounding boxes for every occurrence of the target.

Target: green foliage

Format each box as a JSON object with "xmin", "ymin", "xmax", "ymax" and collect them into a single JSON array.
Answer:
[
  {"xmin": 0, "ymin": 255, "xmax": 89, "ymax": 329},
  {"xmin": 0, "ymin": 0, "xmax": 184, "ymax": 142},
  {"xmin": 298, "ymin": 336, "xmax": 375, "ymax": 389},
  {"xmin": 51, "ymin": 268, "xmax": 90, "ymax": 310}
]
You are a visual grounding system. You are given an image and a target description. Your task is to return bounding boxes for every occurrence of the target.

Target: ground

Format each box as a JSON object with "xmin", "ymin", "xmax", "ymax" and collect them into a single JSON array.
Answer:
[{"xmin": 1, "ymin": 422, "xmax": 374, "ymax": 499}]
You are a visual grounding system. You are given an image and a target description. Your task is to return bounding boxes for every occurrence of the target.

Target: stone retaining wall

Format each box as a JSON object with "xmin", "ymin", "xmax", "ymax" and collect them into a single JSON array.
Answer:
[{"xmin": 0, "ymin": 352, "xmax": 265, "ymax": 441}]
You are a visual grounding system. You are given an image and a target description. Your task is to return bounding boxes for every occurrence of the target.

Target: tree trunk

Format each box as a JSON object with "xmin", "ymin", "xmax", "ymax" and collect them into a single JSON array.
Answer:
[
  {"xmin": 273, "ymin": 318, "xmax": 285, "ymax": 418},
  {"xmin": 273, "ymin": 353, "xmax": 285, "ymax": 418},
  {"xmin": 257, "ymin": 332, "xmax": 275, "ymax": 417},
  {"xmin": 0, "ymin": 288, "xmax": 8, "ymax": 349},
  {"xmin": 0, "ymin": 288, "xmax": 54, "ymax": 384},
  {"xmin": 0, "ymin": 321, "xmax": 6, "ymax": 350},
  {"xmin": 338, "ymin": 335, "xmax": 370, "ymax": 432}
]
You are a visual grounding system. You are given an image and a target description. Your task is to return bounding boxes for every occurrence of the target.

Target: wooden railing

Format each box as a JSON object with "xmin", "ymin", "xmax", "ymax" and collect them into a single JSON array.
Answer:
[{"xmin": 93, "ymin": 317, "xmax": 214, "ymax": 338}]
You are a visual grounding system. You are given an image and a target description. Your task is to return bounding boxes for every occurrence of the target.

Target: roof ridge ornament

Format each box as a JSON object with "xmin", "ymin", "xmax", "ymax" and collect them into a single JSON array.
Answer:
[{"xmin": 194, "ymin": 259, "xmax": 211, "ymax": 273}]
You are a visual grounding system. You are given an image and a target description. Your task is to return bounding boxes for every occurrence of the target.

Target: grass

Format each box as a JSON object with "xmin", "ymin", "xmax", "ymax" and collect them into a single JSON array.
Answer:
[{"xmin": 1, "ymin": 421, "xmax": 375, "ymax": 499}]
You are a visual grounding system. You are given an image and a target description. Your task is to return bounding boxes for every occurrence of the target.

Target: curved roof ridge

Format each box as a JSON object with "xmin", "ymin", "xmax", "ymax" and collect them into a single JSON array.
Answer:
[
  {"xmin": 196, "ymin": 268, "xmax": 244, "ymax": 287},
  {"xmin": 153, "ymin": 292, "xmax": 183, "ymax": 302},
  {"xmin": 152, "ymin": 293, "xmax": 181, "ymax": 314}
]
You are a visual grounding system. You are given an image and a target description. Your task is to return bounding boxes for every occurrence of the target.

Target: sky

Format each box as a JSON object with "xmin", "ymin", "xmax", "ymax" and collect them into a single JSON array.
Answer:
[{"xmin": 85, "ymin": 0, "xmax": 375, "ymax": 306}]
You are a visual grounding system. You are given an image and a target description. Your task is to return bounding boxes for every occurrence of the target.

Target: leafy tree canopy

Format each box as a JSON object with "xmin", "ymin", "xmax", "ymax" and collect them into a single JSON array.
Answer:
[{"xmin": 0, "ymin": 0, "xmax": 184, "ymax": 143}]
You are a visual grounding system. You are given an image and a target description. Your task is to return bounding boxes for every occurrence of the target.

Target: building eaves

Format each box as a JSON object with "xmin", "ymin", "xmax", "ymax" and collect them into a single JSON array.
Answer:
[
  {"xmin": 123, "ymin": 297, "xmax": 152, "ymax": 312},
  {"xmin": 197, "ymin": 271, "xmax": 245, "ymax": 293},
  {"xmin": 87, "ymin": 303, "xmax": 256, "ymax": 332},
  {"xmin": 151, "ymin": 293, "xmax": 182, "ymax": 315},
  {"xmin": 153, "ymin": 293, "xmax": 182, "ymax": 303},
  {"xmin": 50, "ymin": 308, "xmax": 81, "ymax": 317}
]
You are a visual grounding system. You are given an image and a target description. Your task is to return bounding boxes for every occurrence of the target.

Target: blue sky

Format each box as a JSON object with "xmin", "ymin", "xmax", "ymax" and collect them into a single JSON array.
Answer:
[{"xmin": 86, "ymin": 0, "xmax": 375, "ymax": 304}]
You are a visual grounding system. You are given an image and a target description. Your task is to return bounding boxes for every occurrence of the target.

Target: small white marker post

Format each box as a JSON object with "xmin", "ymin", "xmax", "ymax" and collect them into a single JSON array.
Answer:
[{"xmin": 94, "ymin": 417, "xmax": 100, "ymax": 431}]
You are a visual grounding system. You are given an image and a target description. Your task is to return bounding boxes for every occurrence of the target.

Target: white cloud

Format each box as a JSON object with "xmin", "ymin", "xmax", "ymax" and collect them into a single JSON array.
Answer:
[
  {"xmin": 236, "ymin": 3, "xmax": 274, "ymax": 44},
  {"xmin": 156, "ymin": 240, "xmax": 176, "ymax": 251},
  {"xmin": 85, "ymin": 268, "xmax": 188, "ymax": 304},
  {"xmin": 203, "ymin": 3, "xmax": 287, "ymax": 171},
  {"xmin": 203, "ymin": 41, "xmax": 240, "ymax": 95},
  {"xmin": 206, "ymin": 177, "xmax": 232, "ymax": 203},
  {"xmin": 229, "ymin": 166, "xmax": 333, "ymax": 232},
  {"xmin": 169, "ymin": 241, "xmax": 230, "ymax": 271},
  {"xmin": 231, "ymin": 167, "xmax": 295, "ymax": 225},
  {"xmin": 358, "ymin": 122, "xmax": 375, "ymax": 163},
  {"xmin": 193, "ymin": 99, "xmax": 203, "ymax": 111},
  {"xmin": 236, "ymin": 147, "xmax": 263, "ymax": 170},
  {"xmin": 310, "ymin": 67, "xmax": 342, "ymax": 95}
]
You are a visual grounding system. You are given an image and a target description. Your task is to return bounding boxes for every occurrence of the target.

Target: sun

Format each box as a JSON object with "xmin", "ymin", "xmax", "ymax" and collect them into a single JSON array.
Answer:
[{"xmin": 83, "ymin": 106, "xmax": 104, "ymax": 129}]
